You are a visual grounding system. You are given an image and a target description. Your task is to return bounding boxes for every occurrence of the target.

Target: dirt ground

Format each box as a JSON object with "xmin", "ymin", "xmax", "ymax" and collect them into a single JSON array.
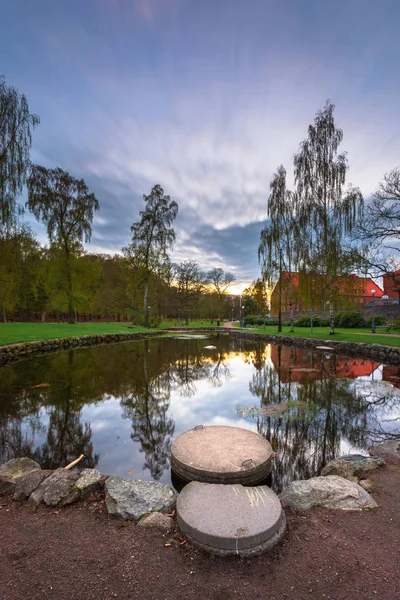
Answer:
[{"xmin": 1, "ymin": 454, "xmax": 399, "ymax": 600}]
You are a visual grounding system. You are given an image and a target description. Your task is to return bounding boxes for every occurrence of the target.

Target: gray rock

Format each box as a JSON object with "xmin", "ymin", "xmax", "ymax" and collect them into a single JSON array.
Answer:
[
  {"xmin": 280, "ymin": 475, "xmax": 378, "ymax": 511},
  {"xmin": 359, "ymin": 478, "xmax": 374, "ymax": 492},
  {"xmin": 29, "ymin": 468, "xmax": 80, "ymax": 507},
  {"xmin": 0, "ymin": 458, "xmax": 41, "ymax": 496},
  {"xmin": 13, "ymin": 469, "xmax": 53, "ymax": 501},
  {"xmin": 105, "ymin": 477, "xmax": 176, "ymax": 521},
  {"xmin": 321, "ymin": 454, "xmax": 385, "ymax": 481},
  {"xmin": 372, "ymin": 440, "xmax": 400, "ymax": 460},
  {"xmin": 75, "ymin": 469, "xmax": 107, "ymax": 499},
  {"xmin": 137, "ymin": 512, "xmax": 174, "ymax": 532}
]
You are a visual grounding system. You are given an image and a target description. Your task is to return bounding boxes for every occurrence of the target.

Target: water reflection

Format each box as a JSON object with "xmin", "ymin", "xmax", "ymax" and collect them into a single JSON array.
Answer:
[{"xmin": 0, "ymin": 335, "xmax": 398, "ymax": 491}]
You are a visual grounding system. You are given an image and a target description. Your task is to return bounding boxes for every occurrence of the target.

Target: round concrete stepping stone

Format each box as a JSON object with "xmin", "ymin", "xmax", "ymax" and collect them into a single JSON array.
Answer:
[
  {"xmin": 177, "ymin": 481, "xmax": 286, "ymax": 556},
  {"xmin": 171, "ymin": 425, "xmax": 272, "ymax": 485}
]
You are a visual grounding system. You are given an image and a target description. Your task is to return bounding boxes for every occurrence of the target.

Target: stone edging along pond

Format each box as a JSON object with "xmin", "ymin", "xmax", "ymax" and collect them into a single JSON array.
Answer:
[{"xmin": 0, "ymin": 327, "xmax": 399, "ymax": 366}]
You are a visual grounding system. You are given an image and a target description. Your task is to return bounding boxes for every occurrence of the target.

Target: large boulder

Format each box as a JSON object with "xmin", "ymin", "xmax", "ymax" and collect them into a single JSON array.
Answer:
[
  {"xmin": 14, "ymin": 469, "xmax": 53, "ymax": 501},
  {"xmin": 280, "ymin": 475, "xmax": 378, "ymax": 511},
  {"xmin": 29, "ymin": 468, "xmax": 80, "ymax": 507},
  {"xmin": 105, "ymin": 477, "xmax": 176, "ymax": 521},
  {"xmin": 321, "ymin": 454, "xmax": 385, "ymax": 481},
  {"xmin": 0, "ymin": 458, "xmax": 41, "ymax": 496},
  {"xmin": 75, "ymin": 469, "xmax": 107, "ymax": 499}
]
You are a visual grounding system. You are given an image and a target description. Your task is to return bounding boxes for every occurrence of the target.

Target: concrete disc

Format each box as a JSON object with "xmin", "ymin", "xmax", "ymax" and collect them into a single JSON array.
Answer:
[
  {"xmin": 177, "ymin": 481, "xmax": 286, "ymax": 556},
  {"xmin": 171, "ymin": 425, "xmax": 272, "ymax": 485}
]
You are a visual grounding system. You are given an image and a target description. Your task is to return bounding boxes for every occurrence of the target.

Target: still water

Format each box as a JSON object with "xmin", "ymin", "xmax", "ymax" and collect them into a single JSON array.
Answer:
[{"xmin": 0, "ymin": 334, "xmax": 399, "ymax": 492}]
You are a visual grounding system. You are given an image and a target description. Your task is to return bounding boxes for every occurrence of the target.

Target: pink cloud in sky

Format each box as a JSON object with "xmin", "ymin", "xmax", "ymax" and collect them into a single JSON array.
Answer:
[{"xmin": 109, "ymin": 0, "xmax": 176, "ymax": 22}]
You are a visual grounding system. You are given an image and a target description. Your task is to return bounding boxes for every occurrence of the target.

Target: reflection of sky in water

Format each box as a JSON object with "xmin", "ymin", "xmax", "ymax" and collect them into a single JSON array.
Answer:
[{"xmin": 81, "ymin": 356, "xmax": 259, "ymax": 483}]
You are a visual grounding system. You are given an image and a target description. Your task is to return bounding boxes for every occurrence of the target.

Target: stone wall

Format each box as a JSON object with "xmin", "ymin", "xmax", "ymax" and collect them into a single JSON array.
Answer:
[
  {"xmin": 1, "ymin": 327, "xmax": 399, "ymax": 366},
  {"xmin": 228, "ymin": 330, "xmax": 400, "ymax": 365},
  {"xmin": 0, "ymin": 331, "xmax": 162, "ymax": 365}
]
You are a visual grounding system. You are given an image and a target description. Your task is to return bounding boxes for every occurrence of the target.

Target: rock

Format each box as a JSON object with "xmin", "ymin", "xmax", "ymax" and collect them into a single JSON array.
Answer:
[
  {"xmin": 0, "ymin": 458, "xmax": 41, "ymax": 496},
  {"xmin": 359, "ymin": 478, "xmax": 374, "ymax": 492},
  {"xmin": 75, "ymin": 469, "xmax": 107, "ymax": 499},
  {"xmin": 280, "ymin": 475, "xmax": 378, "ymax": 511},
  {"xmin": 372, "ymin": 440, "xmax": 400, "ymax": 460},
  {"xmin": 13, "ymin": 469, "xmax": 53, "ymax": 501},
  {"xmin": 321, "ymin": 454, "xmax": 385, "ymax": 481},
  {"xmin": 29, "ymin": 468, "xmax": 80, "ymax": 507},
  {"xmin": 137, "ymin": 512, "xmax": 174, "ymax": 532},
  {"xmin": 105, "ymin": 477, "xmax": 176, "ymax": 521}
]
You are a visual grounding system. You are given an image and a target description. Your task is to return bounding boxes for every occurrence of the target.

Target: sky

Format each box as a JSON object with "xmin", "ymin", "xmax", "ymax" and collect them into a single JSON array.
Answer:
[{"xmin": 1, "ymin": 0, "xmax": 400, "ymax": 293}]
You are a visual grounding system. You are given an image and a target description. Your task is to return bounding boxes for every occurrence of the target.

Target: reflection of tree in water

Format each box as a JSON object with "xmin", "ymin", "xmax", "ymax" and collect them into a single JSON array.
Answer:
[
  {"xmin": 121, "ymin": 338, "xmax": 232, "ymax": 479},
  {"xmin": 0, "ymin": 351, "xmax": 98, "ymax": 468},
  {"xmin": 248, "ymin": 345, "xmax": 400, "ymax": 493},
  {"xmin": 121, "ymin": 340, "xmax": 175, "ymax": 480}
]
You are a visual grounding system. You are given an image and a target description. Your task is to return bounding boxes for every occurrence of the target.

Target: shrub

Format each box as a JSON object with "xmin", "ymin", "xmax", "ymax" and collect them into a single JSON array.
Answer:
[
  {"xmin": 365, "ymin": 314, "xmax": 388, "ymax": 328},
  {"xmin": 333, "ymin": 311, "xmax": 365, "ymax": 328},
  {"xmin": 392, "ymin": 317, "xmax": 400, "ymax": 331},
  {"xmin": 294, "ymin": 315, "xmax": 328, "ymax": 327}
]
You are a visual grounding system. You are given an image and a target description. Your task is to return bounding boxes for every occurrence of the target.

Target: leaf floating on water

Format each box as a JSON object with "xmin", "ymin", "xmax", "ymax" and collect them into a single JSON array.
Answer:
[
  {"xmin": 204, "ymin": 345, "xmax": 217, "ymax": 349},
  {"xmin": 31, "ymin": 383, "xmax": 52, "ymax": 388}
]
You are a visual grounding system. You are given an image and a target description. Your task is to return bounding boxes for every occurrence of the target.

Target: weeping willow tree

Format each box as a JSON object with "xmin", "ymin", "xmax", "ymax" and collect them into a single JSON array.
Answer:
[
  {"xmin": 294, "ymin": 101, "xmax": 363, "ymax": 334},
  {"xmin": 259, "ymin": 165, "xmax": 301, "ymax": 331}
]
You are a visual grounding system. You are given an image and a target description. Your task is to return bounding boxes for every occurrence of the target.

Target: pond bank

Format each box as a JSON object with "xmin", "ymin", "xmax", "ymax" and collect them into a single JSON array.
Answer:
[
  {"xmin": 1, "ymin": 450, "xmax": 399, "ymax": 600},
  {"xmin": 1, "ymin": 327, "xmax": 400, "ymax": 365}
]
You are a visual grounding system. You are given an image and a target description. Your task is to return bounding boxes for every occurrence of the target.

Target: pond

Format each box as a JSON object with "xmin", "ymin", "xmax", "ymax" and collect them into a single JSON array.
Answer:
[{"xmin": 0, "ymin": 334, "xmax": 399, "ymax": 493}]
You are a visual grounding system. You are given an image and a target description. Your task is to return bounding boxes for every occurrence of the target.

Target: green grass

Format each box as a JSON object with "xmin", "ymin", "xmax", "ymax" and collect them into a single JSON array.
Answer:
[
  {"xmin": 242, "ymin": 325, "xmax": 400, "ymax": 347},
  {"xmin": 0, "ymin": 322, "xmax": 148, "ymax": 346}
]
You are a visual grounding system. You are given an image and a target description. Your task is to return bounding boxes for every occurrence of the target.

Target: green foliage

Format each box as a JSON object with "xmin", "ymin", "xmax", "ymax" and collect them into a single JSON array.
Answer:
[
  {"xmin": 0, "ymin": 76, "xmax": 40, "ymax": 229},
  {"xmin": 333, "ymin": 311, "xmax": 366, "ymax": 328},
  {"xmin": 295, "ymin": 315, "xmax": 330, "ymax": 327},
  {"xmin": 365, "ymin": 314, "xmax": 388, "ymax": 327}
]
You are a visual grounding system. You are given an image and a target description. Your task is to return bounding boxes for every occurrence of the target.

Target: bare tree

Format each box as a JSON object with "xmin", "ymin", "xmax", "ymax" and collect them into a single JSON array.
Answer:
[
  {"xmin": 174, "ymin": 260, "xmax": 207, "ymax": 324},
  {"xmin": 207, "ymin": 267, "xmax": 235, "ymax": 320}
]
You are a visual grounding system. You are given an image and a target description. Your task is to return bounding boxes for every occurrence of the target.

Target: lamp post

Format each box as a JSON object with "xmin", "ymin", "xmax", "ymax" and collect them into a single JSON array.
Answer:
[{"xmin": 371, "ymin": 290, "xmax": 376, "ymax": 333}]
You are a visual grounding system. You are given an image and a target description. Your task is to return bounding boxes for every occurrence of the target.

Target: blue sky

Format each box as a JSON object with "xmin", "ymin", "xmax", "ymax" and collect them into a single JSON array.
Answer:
[{"xmin": 1, "ymin": 0, "xmax": 400, "ymax": 291}]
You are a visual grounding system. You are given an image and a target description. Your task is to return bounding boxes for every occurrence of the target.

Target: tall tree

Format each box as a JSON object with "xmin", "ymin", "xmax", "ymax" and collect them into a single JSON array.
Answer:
[
  {"xmin": 293, "ymin": 101, "xmax": 363, "ymax": 334},
  {"xmin": 126, "ymin": 184, "xmax": 178, "ymax": 327},
  {"xmin": 207, "ymin": 267, "xmax": 235, "ymax": 320},
  {"xmin": 259, "ymin": 165, "xmax": 301, "ymax": 331},
  {"xmin": 26, "ymin": 166, "xmax": 100, "ymax": 323},
  {"xmin": 0, "ymin": 76, "xmax": 40, "ymax": 230}
]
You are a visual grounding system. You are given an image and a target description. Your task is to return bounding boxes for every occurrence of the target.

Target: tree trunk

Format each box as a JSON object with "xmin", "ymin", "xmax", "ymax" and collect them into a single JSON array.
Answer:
[
  {"xmin": 41, "ymin": 311, "xmax": 46, "ymax": 323},
  {"xmin": 2, "ymin": 302, "xmax": 6, "ymax": 323},
  {"xmin": 65, "ymin": 251, "xmax": 74, "ymax": 324},
  {"xmin": 329, "ymin": 277, "xmax": 335, "ymax": 335},
  {"xmin": 143, "ymin": 276, "xmax": 149, "ymax": 327}
]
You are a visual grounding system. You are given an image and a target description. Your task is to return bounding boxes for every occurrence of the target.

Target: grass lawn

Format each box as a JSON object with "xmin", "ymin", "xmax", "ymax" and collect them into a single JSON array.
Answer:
[
  {"xmin": 243, "ymin": 325, "xmax": 400, "ymax": 347},
  {"xmin": 0, "ymin": 322, "xmax": 148, "ymax": 346}
]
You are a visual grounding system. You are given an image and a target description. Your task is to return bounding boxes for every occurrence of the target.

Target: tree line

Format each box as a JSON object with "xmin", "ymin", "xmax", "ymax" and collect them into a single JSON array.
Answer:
[
  {"xmin": 0, "ymin": 76, "xmax": 239, "ymax": 324},
  {"xmin": 259, "ymin": 100, "xmax": 400, "ymax": 333}
]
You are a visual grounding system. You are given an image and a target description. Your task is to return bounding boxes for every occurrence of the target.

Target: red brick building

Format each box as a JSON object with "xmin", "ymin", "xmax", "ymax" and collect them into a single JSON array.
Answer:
[{"xmin": 270, "ymin": 271, "xmax": 384, "ymax": 317}]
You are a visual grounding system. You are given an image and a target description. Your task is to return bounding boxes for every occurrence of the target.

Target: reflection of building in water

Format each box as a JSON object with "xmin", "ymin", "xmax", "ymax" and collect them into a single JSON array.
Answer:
[
  {"xmin": 270, "ymin": 345, "xmax": 381, "ymax": 383},
  {"xmin": 382, "ymin": 365, "xmax": 400, "ymax": 387}
]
